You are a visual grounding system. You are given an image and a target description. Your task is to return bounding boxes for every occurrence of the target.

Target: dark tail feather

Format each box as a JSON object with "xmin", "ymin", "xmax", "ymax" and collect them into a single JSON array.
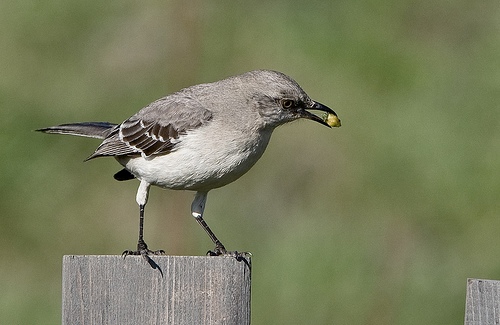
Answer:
[
  {"xmin": 36, "ymin": 122, "xmax": 118, "ymax": 140},
  {"xmin": 113, "ymin": 168, "xmax": 136, "ymax": 181}
]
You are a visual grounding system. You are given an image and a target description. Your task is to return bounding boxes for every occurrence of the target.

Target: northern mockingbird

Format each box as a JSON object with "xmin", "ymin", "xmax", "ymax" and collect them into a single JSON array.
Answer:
[{"xmin": 38, "ymin": 70, "xmax": 341, "ymax": 258}]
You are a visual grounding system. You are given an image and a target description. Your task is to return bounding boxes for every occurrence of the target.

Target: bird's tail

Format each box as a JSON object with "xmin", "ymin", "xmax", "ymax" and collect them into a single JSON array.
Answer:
[{"xmin": 36, "ymin": 122, "xmax": 118, "ymax": 139}]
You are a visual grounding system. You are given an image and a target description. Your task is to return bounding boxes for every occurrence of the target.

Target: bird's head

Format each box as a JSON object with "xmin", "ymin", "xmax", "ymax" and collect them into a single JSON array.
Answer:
[{"xmin": 242, "ymin": 70, "xmax": 341, "ymax": 129}]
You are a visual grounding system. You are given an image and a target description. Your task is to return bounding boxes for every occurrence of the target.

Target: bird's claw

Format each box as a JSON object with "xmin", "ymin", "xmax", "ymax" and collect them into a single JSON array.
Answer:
[
  {"xmin": 122, "ymin": 245, "xmax": 165, "ymax": 274},
  {"xmin": 207, "ymin": 241, "xmax": 228, "ymax": 256},
  {"xmin": 122, "ymin": 239, "xmax": 165, "ymax": 258},
  {"xmin": 207, "ymin": 242, "xmax": 251, "ymax": 261},
  {"xmin": 122, "ymin": 249, "xmax": 165, "ymax": 257}
]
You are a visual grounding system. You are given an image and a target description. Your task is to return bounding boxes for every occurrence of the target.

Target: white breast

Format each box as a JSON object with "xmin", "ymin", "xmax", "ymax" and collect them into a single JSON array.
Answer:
[{"xmin": 116, "ymin": 126, "xmax": 273, "ymax": 191}]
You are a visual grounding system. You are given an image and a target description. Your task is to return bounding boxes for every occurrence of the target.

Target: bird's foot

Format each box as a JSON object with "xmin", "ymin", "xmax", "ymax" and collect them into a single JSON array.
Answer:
[
  {"xmin": 206, "ymin": 241, "xmax": 228, "ymax": 256},
  {"xmin": 122, "ymin": 240, "xmax": 165, "ymax": 274},
  {"xmin": 122, "ymin": 239, "xmax": 165, "ymax": 258},
  {"xmin": 207, "ymin": 242, "xmax": 252, "ymax": 264}
]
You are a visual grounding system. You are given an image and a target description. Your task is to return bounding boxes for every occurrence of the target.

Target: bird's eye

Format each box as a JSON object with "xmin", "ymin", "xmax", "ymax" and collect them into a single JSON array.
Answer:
[{"xmin": 281, "ymin": 99, "xmax": 295, "ymax": 109}]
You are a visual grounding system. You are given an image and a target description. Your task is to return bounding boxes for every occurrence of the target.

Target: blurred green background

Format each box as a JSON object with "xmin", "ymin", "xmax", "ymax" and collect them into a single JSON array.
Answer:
[{"xmin": 1, "ymin": 1, "xmax": 499, "ymax": 324}]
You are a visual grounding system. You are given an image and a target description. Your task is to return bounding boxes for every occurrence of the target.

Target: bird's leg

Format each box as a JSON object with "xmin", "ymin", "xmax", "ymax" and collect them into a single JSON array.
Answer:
[
  {"xmin": 123, "ymin": 180, "xmax": 164, "ymax": 258},
  {"xmin": 136, "ymin": 203, "xmax": 154, "ymax": 253},
  {"xmin": 192, "ymin": 191, "xmax": 229, "ymax": 256},
  {"xmin": 196, "ymin": 215, "xmax": 227, "ymax": 255}
]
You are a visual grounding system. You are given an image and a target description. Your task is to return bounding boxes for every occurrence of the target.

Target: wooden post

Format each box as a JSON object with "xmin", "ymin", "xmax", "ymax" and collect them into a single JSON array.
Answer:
[
  {"xmin": 62, "ymin": 255, "xmax": 251, "ymax": 325},
  {"xmin": 465, "ymin": 278, "xmax": 500, "ymax": 325}
]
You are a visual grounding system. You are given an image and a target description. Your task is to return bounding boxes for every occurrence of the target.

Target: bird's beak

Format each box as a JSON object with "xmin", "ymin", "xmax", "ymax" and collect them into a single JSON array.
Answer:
[{"xmin": 300, "ymin": 101, "xmax": 341, "ymax": 128}]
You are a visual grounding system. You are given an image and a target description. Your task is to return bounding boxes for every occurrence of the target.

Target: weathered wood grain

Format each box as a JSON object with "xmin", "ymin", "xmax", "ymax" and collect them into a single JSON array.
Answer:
[
  {"xmin": 62, "ymin": 255, "xmax": 251, "ymax": 325},
  {"xmin": 465, "ymin": 278, "xmax": 500, "ymax": 325}
]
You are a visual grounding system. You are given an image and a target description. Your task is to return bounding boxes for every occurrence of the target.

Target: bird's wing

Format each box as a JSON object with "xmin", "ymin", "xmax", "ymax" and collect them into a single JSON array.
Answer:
[{"xmin": 87, "ymin": 95, "xmax": 213, "ymax": 159}]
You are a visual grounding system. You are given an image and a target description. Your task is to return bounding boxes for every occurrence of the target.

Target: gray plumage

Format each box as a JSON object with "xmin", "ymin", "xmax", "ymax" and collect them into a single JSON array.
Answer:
[
  {"xmin": 37, "ymin": 122, "xmax": 117, "ymax": 139},
  {"xmin": 37, "ymin": 69, "xmax": 340, "ymax": 258}
]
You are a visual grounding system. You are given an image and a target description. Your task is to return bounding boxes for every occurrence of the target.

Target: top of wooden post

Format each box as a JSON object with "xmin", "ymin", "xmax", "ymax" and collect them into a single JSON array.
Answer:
[{"xmin": 62, "ymin": 255, "xmax": 252, "ymax": 325}]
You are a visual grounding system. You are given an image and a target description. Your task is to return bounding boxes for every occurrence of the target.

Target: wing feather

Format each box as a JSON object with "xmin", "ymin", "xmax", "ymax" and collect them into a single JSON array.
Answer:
[{"xmin": 86, "ymin": 93, "xmax": 212, "ymax": 159}]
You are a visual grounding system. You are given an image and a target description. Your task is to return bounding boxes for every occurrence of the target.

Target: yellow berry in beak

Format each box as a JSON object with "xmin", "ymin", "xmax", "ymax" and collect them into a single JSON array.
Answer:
[{"xmin": 323, "ymin": 112, "xmax": 341, "ymax": 127}]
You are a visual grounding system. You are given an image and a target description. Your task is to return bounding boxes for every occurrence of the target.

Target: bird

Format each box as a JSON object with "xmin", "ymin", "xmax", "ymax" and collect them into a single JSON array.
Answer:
[{"xmin": 37, "ymin": 69, "xmax": 341, "ymax": 258}]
